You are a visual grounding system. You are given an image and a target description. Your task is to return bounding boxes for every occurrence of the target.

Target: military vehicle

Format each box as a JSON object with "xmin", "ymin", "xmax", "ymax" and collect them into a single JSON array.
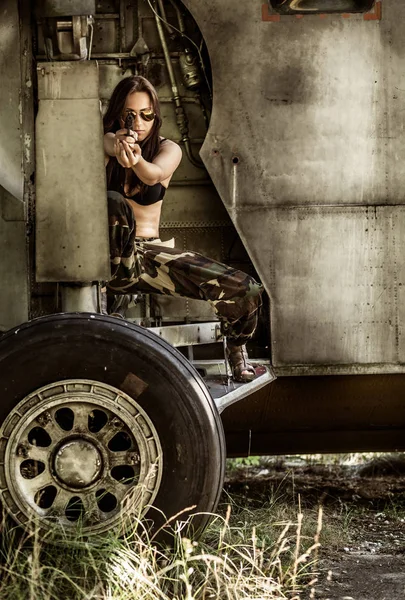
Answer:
[{"xmin": 0, "ymin": 0, "xmax": 401, "ymax": 536}]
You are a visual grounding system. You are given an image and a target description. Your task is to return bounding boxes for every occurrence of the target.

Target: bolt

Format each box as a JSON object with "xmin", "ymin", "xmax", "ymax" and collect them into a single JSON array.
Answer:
[
  {"xmin": 128, "ymin": 452, "xmax": 140, "ymax": 465},
  {"xmin": 37, "ymin": 411, "xmax": 51, "ymax": 427},
  {"xmin": 17, "ymin": 444, "xmax": 28, "ymax": 458},
  {"xmin": 111, "ymin": 417, "xmax": 122, "ymax": 428}
]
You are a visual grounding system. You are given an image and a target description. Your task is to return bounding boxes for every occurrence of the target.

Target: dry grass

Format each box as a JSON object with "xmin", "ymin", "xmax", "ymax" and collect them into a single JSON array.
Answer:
[
  {"xmin": 3, "ymin": 453, "xmax": 381, "ymax": 599},
  {"xmin": 0, "ymin": 494, "xmax": 325, "ymax": 600}
]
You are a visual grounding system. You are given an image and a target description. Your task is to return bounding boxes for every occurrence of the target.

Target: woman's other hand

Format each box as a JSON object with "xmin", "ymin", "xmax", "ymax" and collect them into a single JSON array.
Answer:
[
  {"xmin": 114, "ymin": 138, "xmax": 142, "ymax": 169},
  {"xmin": 115, "ymin": 128, "xmax": 137, "ymax": 148},
  {"xmin": 104, "ymin": 129, "xmax": 137, "ymax": 164}
]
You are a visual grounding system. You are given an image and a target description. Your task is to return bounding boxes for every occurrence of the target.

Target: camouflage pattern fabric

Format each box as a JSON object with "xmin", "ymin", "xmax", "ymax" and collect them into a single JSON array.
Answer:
[{"xmin": 107, "ymin": 191, "xmax": 263, "ymax": 345}]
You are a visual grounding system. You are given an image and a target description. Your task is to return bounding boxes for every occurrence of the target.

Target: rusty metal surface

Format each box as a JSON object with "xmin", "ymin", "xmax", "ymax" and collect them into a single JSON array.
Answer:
[
  {"xmin": 182, "ymin": 0, "xmax": 405, "ymax": 369},
  {"xmin": 35, "ymin": 62, "xmax": 110, "ymax": 282}
]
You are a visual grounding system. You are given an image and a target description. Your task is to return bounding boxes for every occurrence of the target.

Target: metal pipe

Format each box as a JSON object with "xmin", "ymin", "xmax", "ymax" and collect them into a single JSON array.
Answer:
[
  {"xmin": 119, "ymin": 0, "xmax": 126, "ymax": 52},
  {"xmin": 183, "ymin": 139, "xmax": 204, "ymax": 169},
  {"xmin": 196, "ymin": 92, "xmax": 210, "ymax": 129},
  {"xmin": 87, "ymin": 18, "xmax": 94, "ymax": 60},
  {"xmin": 158, "ymin": 95, "xmax": 202, "ymax": 104},
  {"xmin": 153, "ymin": 2, "xmax": 205, "ymax": 169},
  {"xmin": 61, "ymin": 284, "xmax": 99, "ymax": 313},
  {"xmin": 157, "ymin": 0, "xmax": 174, "ymax": 36},
  {"xmin": 154, "ymin": 5, "xmax": 181, "ymax": 106},
  {"xmin": 144, "ymin": 294, "xmax": 151, "ymax": 327},
  {"xmin": 167, "ymin": 0, "xmax": 185, "ymax": 35}
]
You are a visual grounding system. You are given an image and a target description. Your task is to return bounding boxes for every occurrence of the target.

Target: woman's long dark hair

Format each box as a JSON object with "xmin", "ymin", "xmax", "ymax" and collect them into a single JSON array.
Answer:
[{"xmin": 103, "ymin": 76, "xmax": 163, "ymax": 196}]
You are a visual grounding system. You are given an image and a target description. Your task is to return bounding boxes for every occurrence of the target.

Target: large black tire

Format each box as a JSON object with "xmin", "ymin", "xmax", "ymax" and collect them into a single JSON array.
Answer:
[{"xmin": 0, "ymin": 313, "xmax": 225, "ymax": 536}]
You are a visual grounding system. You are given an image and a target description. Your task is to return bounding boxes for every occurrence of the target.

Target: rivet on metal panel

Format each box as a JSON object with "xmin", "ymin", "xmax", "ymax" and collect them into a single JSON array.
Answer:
[{"xmin": 232, "ymin": 156, "xmax": 240, "ymax": 165}]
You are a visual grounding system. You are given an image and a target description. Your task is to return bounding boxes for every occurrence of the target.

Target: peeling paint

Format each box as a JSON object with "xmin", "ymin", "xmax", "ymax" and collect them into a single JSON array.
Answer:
[{"xmin": 23, "ymin": 133, "xmax": 31, "ymax": 164}]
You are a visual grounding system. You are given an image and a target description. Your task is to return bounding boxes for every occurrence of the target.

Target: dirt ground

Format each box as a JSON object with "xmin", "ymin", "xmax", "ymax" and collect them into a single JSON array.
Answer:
[{"xmin": 225, "ymin": 456, "xmax": 405, "ymax": 600}]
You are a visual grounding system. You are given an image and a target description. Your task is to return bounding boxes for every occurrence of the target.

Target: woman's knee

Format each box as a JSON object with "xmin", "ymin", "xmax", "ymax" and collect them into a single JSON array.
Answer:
[
  {"xmin": 234, "ymin": 273, "xmax": 263, "ymax": 302},
  {"xmin": 107, "ymin": 190, "xmax": 126, "ymax": 213}
]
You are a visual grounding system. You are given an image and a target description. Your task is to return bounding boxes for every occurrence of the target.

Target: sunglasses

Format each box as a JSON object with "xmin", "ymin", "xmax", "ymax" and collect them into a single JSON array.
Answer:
[{"xmin": 122, "ymin": 108, "xmax": 156, "ymax": 124}]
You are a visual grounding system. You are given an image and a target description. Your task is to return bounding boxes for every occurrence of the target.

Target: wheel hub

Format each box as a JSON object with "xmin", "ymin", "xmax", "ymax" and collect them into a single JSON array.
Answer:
[
  {"xmin": 0, "ymin": 380, "xmax": 163, "ymax": 535},
  {"xmin": 54, "ymin": 439, "xmax": 102, "ymax": 488}
]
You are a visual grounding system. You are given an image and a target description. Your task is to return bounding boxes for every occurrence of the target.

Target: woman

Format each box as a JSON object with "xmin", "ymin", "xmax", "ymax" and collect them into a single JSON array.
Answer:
[{"xmin": 104, "ymin": 76, "xmax": 263, "ymax": 382}]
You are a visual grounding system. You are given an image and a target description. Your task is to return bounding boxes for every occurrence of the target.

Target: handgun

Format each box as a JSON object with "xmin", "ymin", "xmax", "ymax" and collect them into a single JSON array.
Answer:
[{"xmin": 124, "ymin": 112, "xmax": 135, "ymax": 136}]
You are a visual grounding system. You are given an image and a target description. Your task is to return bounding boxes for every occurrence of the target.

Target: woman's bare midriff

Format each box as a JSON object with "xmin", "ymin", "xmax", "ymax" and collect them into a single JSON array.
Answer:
[{"xmin": 127, "ymin": 198, "xmax": 162, "ymax": 238}]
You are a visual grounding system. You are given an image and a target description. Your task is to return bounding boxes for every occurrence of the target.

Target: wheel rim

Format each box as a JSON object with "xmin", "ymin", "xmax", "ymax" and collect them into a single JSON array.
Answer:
[{"xmin": 0, "ymin": 380, "xmax": 163, "ymax": 535}]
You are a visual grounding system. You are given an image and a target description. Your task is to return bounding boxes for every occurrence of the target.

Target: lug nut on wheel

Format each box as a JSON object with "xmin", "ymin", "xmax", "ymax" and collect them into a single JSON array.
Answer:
[{"xmin": 16, "ymin": 444, "xmax": 28, "ymax": 458}]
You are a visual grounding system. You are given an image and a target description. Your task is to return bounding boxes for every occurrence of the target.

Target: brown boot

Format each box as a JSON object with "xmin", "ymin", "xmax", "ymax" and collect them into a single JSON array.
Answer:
[{"xmin": 226, "ymin": 344, "xmax": 256, "ymax": 383}]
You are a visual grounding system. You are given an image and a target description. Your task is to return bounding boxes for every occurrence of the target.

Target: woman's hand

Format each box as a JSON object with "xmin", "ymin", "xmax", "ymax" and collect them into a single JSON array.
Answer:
[{"xmin": 114, "ymin": 130, "xmax": 142, "ymax": 168}]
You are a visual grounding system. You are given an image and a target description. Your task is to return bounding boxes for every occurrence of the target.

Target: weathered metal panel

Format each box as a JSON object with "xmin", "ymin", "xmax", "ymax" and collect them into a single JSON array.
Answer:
[
  {"xmin": 182, "ymin": 0, "xmax": 405, "ymax": 367},
  {"xmin": 35, "ymin": 62, "xmax": 110, "ymax": 282},
  {"xmin": 0, "ymin": 1, "xmax": 24, "ymax": 201},
  {"xmin": 240, "ymin": 205, "xmax": 405, "ymax": 366},
  {"xmin": 184, "ymin": 0, "xmax": 403, "ymax": 208},
  {"xmin": 161, "ymin": 186, "xmax": 230, "ymax": 227},
  {"xmin": 0, "ymin": 187, "xmax": 28, "ymax": 332},
  {"xmin": 0, "ymin": 2, "xmax": 29, "ymax": 331}
]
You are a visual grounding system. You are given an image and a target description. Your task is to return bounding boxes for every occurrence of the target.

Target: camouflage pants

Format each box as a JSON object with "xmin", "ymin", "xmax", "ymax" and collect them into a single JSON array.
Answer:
[{"xmin": 107, "ymin": 191, "xmax": 263, "ymax": 346}]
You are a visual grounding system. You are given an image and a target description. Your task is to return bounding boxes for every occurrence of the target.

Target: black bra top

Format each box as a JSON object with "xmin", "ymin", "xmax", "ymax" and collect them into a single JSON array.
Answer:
[{"xmin": 122, "ymin": 182, "xmax": 166, "ymax": 205}]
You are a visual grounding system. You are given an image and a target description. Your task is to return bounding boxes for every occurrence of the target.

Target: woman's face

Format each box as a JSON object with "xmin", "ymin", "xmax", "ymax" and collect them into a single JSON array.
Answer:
[{"xmin": 120, "ymin": 91, "xmax": 155, "ymax": 143}]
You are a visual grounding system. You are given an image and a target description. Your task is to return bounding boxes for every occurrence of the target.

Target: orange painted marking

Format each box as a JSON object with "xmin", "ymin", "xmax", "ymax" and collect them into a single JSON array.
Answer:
[
  {"xmin": 364, "ymin": 1, "xmax": 382, "ymax": 20},
  {"xmin": 261, "ymin": 3, "xmax": 280, "ymax": 21}
]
